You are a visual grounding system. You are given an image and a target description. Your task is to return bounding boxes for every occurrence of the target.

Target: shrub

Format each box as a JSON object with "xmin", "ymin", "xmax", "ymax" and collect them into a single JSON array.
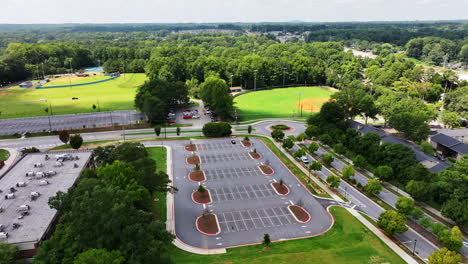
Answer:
[
  {"xmin": 419, "ymin": 217, "xmax": 432, "ymax": 228},
  {"xmin": 321, "ymin": 153, "xmax": 334, "ymax": 165},
  {"xmin": 198, "ymin": 185, "xmax": 206, "ymax": 193},
  {"xmin": 59, "ymin": 130, "xmax": 70, "ymax": 144},
  {"xmin": 70, "ymin": 134, "xmax": 84, "ymax": 150},
  {"xmin": 282, "ymin": 138, "xmax": 294, "ymax": 149},
  {"xmin": 202, "ymin": 122, "xmax": 232, "ymax": 137},
  {"xmin": 271, "ymin": 129, "xmax": 285, "ymax": 141},
  {"xmin": 420, "ymin": 141, "xmax": 435, "ymax": 156},
  {"xmin": 243, "ymin": 136, "xmax": 250, "ymax": 142},
  {"xmin": 271, "ymin": 124, "xmax": 290, "ymax": 131}
]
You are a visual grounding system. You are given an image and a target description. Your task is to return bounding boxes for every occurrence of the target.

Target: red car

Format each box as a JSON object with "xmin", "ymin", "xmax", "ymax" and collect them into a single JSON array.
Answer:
[
  {"xmin": 183, "ymin": 115, "xmax": 192, "ymax": 119},
  {"xmin": 168, "ymin": 120, "xmax": 176, "ymax": 124}
]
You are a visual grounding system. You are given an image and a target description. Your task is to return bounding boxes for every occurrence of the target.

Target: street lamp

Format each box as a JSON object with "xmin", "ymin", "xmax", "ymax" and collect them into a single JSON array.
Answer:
[
  {"xmin": 412, "ymin": 239, "xmax": 417, "ymax": 256},
  {"xmin": 297, "ymin": 92, "xmax": 302, "ymax": 117}
]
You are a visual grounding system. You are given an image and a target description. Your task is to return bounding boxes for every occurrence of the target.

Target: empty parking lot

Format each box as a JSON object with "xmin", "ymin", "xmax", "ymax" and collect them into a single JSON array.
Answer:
[{"xmin": 167, "ymin": 137, "xmax": 334, "ymax": 249}]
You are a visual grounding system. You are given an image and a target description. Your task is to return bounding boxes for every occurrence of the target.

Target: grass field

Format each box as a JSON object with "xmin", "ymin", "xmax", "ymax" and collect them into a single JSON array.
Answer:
[
  {"xmin": 147, "ymin": 144, "xmax": 404, "ymax": 264},
  {"xmin": 0, "ymin": 73, "xmax": 147, "ymax": 119},
  {"xmin": 234, "ymin": 87, "xmax": 335, "ymax": 121},
  {"xmin": 0, "ymin": 149, "xmax": 9, "ymax": 161}
]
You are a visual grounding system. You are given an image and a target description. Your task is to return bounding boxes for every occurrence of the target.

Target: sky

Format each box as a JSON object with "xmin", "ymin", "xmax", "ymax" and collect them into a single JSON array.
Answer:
[{"xmin": 1, "ymin": 0, "xmax": 467, "ymax": 24}]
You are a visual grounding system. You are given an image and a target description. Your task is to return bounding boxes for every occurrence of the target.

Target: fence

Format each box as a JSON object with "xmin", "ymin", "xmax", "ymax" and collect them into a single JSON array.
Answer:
[{"xmin": 36, "ymin": 76, "xmax": 119, "ymax": 89}]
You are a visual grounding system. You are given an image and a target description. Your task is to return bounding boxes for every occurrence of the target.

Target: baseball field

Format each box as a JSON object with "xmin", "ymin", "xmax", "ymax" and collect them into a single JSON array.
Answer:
[
  {"xmin": 234, "ymin": 87, "xmax": 335, "ymax": 121},
  {"xmin": 0, "ymin": 73, "xmax": 147, "ymax": 119}
]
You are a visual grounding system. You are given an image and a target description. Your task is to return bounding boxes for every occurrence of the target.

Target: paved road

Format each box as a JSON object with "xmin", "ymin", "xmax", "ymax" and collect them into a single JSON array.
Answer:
[
  {"xmin": 295, "ymin": 143, "xmax": 442, "ymax": 260},
  {"xmin": 0, "ymin": 110, "xmax": 144, "ymax": 135}
]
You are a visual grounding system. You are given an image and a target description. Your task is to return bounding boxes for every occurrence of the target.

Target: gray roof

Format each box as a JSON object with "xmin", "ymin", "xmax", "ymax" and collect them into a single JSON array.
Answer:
[
  {"xmin": 0, "ymin": 151, "xmax": 92, "ymax": 246},
  {"xmin": 434, "ymin": 128, "xmax": 468, "ymax": 138},
  {"xmin": 431, "ymin": 133, "xmax": 461, "ymax": 147},
  {"xmin": 452, "ymin": 143, "xmax": 468, "ymax": 155}
]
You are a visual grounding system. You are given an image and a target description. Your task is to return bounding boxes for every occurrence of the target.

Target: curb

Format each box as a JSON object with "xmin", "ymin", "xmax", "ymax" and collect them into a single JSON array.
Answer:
[
  {"xmin": 191, "ymin": 189, "xmax": 212, "ymax": 205},
  {"xmin": 287, "ymin": 205, "xmax": 311, "ymax": 223}
]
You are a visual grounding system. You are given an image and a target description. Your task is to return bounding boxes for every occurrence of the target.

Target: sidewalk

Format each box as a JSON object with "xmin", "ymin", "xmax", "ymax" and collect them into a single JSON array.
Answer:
[
  {"xmin": 270, "ymin": 137, "xmax": 419, "ymax": 264},
  {"xmin": 0, "ymin": 148, "xmax": 20, "ymax": 176}
]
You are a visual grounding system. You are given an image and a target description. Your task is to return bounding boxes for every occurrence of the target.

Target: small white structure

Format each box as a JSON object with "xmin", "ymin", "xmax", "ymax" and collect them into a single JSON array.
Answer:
[{"xmin": 16, "ymin": 182, "xmax": 27, "ymax": 187}]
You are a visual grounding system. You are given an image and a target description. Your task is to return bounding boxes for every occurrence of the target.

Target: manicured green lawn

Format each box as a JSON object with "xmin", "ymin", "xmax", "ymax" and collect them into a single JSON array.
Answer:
[
  {"xmin": 146, "ymin": 144, "xmax": 404, "ymax": 264},
  {"xmin": 0, "ymin": 149, "xmax": 9, "ymax": 161},
  {"xmin": 234, "ymin": 87, "xmax": 335, "ymax": 121},
  {"xmin": 0, "ymin": 73, "xmax": 147, "ymax": 119},
  {"xmin": 147, "ymin": 147, "xmax": 168, "ymax": 221}
]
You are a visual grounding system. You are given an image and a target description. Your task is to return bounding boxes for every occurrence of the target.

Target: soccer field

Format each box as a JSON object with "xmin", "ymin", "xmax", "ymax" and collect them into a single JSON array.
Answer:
[
  {"xmin": 0, "ymin": 73, "xmax": 147, "ymax": 119},
  {"xmin": 234, "ymin": 87, "xmax": 335, "ymax": 121}
]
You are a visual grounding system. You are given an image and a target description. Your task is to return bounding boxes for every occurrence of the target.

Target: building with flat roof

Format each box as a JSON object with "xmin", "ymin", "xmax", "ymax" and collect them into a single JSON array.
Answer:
[{"xmin": 0, "ymin": 150, "xmax": 93, "ymax": 258}]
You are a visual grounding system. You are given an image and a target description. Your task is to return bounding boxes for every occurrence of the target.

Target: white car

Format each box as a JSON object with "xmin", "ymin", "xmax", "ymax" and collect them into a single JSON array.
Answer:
[{"xmin": 300, "ymin": 155, "xmax": 310, "ymax": 164}]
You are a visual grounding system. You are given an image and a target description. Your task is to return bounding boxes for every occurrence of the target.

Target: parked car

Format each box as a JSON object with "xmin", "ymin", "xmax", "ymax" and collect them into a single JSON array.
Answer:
[{"xmin": 300, "ymin": 155, "xmax": 310, "ymax": 165}]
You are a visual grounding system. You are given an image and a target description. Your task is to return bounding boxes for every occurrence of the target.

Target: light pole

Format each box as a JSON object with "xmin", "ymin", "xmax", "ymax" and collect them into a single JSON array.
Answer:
[
  {"xmin": 254, "ymin": 70, "xmax": 258, "ymax": 91},
  {"xmin": 297, "ymin": 92, "xmax": 302, "ymax": 117},
  {"xmin": 412, "ymin": 239, "xmax": 417, "ymax": 256}
]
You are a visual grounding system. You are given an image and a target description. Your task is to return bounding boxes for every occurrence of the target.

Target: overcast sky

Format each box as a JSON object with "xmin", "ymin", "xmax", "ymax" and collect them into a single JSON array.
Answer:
[{"xmin": 1, "ymin": 0, "xmax": 467, "ymax": 24}]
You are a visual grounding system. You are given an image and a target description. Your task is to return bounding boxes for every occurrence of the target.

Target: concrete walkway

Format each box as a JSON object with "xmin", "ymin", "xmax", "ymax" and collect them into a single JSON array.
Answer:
[{"xmin": 0, "ymin": 148, "xmax": 20, "ymax": 176}]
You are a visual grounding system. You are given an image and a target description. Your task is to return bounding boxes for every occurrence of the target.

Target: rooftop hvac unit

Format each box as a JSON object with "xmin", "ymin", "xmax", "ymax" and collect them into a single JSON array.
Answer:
[
  {"xmin": 25, "ymin": 172, "xmax": 35, "ymax": 177},
  {"xmin": 5, "ymin": 193, "xmax": 15, "ymax": 199},
  {"xmin": 34, "ymin": 163, "xmax": 43, "ymax": 168},
  {"xmin": 0, "ymin": 232, "xmax": 8, "ymax": 239},
  {"xmin": 16, "ymin": 182, "xmax": 26, "ymax": 187},
  {"xmin": 18, "ymin": 205, "xmax": 30, "ymax": 212},
  {"xmin": 39, "ymin": 180, "xmax": 49, "ymax": 186}
]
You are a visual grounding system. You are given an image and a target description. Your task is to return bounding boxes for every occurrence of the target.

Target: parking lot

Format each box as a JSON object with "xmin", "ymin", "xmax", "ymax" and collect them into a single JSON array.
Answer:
[{"xmin": 167, "ymin": 137, "xmax": 334, "ymax": 249}]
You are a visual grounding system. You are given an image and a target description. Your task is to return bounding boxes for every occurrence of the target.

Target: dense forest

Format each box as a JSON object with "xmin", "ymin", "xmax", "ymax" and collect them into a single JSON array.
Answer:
[{"xmin": 1, "ymin": 21, "xmax": 467, "ymax": 85}]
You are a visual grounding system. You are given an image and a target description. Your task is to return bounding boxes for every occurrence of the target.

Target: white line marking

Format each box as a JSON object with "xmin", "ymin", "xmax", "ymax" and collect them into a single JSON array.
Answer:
[
  {"xmin": 305, "ymin": 231, "xmax": 311, "ymax": 234},
  {"xmin": 289, "ymin": 200, "xmax": 294, "ymax": 205}
]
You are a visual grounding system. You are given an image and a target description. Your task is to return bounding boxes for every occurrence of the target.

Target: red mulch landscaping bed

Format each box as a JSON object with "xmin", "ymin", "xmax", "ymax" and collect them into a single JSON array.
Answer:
[
  {"xmin": 193, "ymin": 190, "xmax": 211, "ymax": 204},
  {"xmin": 259, "ymin": 164, "xmax": 273, "ymax": 175},
  {"xmin": 249, "ymin": 152, "xmax": 261, "ymax": 160},
  {"xmin": 185, "ymin": 144, "xmax": 197, "ymax": 151},
  {"xmin": 242, "ymin": 140, "xmax": 252, "ymax": 147},
  {"xmin": 272, "ymin": 182, "xmax": 289, "ymax": 195},
  {"xmin": 289, "ymin": 205, "xmax": 310, "ymax": 223},
  {"xmin": 197, "ymin": 214, "xmax": 219, "ymax": 235},
  {"xmin": 189, "ymin": 170, "xmax": 205, "ymax": 182},
  {"xmin": 187, "ymin": 155, "xmax": 200, "ymax": 165}
]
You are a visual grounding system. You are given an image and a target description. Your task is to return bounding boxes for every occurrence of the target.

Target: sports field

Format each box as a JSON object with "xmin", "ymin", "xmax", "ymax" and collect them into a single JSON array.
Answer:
[
  {"xmin": 234, "ymin": 87, "xmax": 335, "ymax": 121},
  {"xmin": 0, "ymin": 73, "xmax": 147, "ymax": 119}
]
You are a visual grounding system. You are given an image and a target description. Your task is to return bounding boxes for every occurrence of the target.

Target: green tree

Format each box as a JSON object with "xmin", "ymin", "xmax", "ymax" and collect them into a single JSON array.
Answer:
[
  {"xmin": 73, "ymin": 249, "xmax": 125, "ymax": 264},
  {"xmin": 247, "ymin": 125, "xmax": 252, "ymax": 134},
  {"xmin": 0, "ymin": 242, "xmax": 17, "ymax": 264},
  {"xmin": 420, "ymin": 141, "xmax": 435, "ymax": 156},
  {"xmin": 282, "ymin": 138, "xmax": 294, "ymax": 149},
  {"xmin": 305, "ymin": 125, "xmax": 320, "ymax": 138},
  {"xmin": 176, "ymin": 126, "xmax": 181, "ymax": 136},
  {"xmin": 395, "ymin": 196, "xmax": 415, "ymax": 215},
  {"xmin": 69, "ymin": 134, "xmax": 83, "ymax": 150},
  {"xmin": 342, "ymin": 165, "xmax": 355, "ymax": 180},
  {"xmin": 377, "ymin": 210, "xmax": 408, "ymax": 235},
  {"xmin": 405, "ymin": 180, "xmax": 430, "ymax": 200},
  {"xmin": 322, "ymin": 153, "xmax": 334, "ymax": 166},
  {"xmin": 154, "ymin": 126, "xmax": 161, "ymax": 136},
  {"xmin": 200, "ymin": 75, "xmax": 233, "ymax": 119},
  {"xmin": 202, "ymin": 122, "xmax": 232, "ymax": 137},
  {"xmin": 308, "ymin": 142, "xmax": 319, "ymax": 153},
  {"xmin": 439, "ymin": 226, "xmax": 463, "ymax": 251},
  {"xmin": 441, "ymin": 198, "xmax": 468, "ymax": 226},
  {"xmin": 326, "ymin": 175, "xmax": 341, "ymax": 188},
  {"xmin": 440, "ymin": 111, "xmax": 461, "ymax": 128},
  {"xmin": 263, "ymin": 233, "xmax": 271, "ymax": 247},
  {"xmin": 271, "ymin": 130, "xmax": 285, "ymax": 141},
  {"xmin": 459, "ymin": 44, "xmax": 468, "ymax": 65},
  {"xmin": 352, "ymin": 155, "xmax": 367, "ymax": 168},
  {"xmin": 363, "ymin": 179, "xmax": 383, "ymax": 196},
  {"xmin": 374, "ymin": 165, "xmax": 393, "ymax": 181},
  {"xmin": 59, "ymin": 130, "xmax": 70, "ymax": 144},
  {"xmin": 309, "ymin": 161, "xmax": 322, "ymax": 175},
  {"xmin": 428, "ymin": 247, "xmax": 462, "ymax": 264}
]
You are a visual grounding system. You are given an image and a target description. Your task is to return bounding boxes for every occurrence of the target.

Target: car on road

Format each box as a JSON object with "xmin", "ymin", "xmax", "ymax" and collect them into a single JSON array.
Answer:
[
  {"xmin": 231, "ymin": 140, "xmax": 236, "ymax": 144},
  {"xmin": 300, "ymin": 155, "xmax": 310, "ymax": 165}
]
